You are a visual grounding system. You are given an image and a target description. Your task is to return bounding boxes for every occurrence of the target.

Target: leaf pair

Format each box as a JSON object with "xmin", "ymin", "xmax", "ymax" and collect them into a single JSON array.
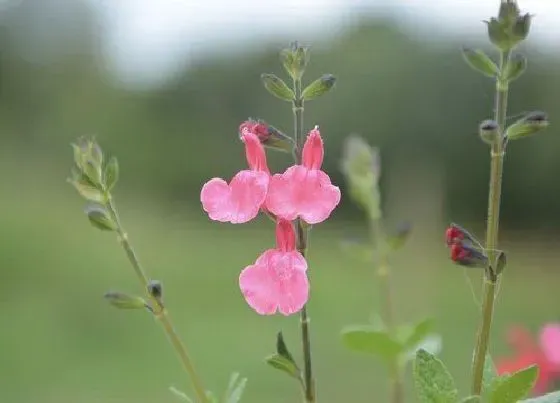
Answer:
[{"xmin": 170, "ymin": 372, "xmax": 247, "ymax": 403}]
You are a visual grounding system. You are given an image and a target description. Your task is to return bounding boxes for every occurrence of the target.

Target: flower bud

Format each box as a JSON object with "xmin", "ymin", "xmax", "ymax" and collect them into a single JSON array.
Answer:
[
  {"xmin": 104, "ymin": 291, "xmax": 148, "ymax": 310},
  {"xmin": 450, "ymin": 241, "xmax": 488, "ymax": 268},
  {"xmin": 148, "ymin": 280, "xmax": 163, "ymax": 299},
  {"xmin": 104, "ymin": 156, "xmax": 119, "ymax": 192},
  {"xmin": 239, "ymin": 119, "xmax": 293, "ymax": 153},
  {"xmin": 72, "ymin": 138, "xmax": 104, "ymax": 187},
  {"xmin": 505, "ymin": 111, "xmax": 549, "ymax": 141},
  {"xmin": 461, "ymin": 48, "xmax": 499, "ymax": 78},
  {"xmin": 302, "ymin": 74, "xmax": 336, "ymax": 101},
  {"xmin": 85, "ymin": 203, "xmax": 117, "ymax": 231},
  {"xmin": 261, "ymin": 74, "xmax": 295, "ymax": 102},
  {"xmin": 280, "ymin": 41, "xmax": 309, "ymax": 81},
  {"xmin": 479, "ymin": 119, "xmax": 500, "ymax": 145},
  {"xmin": 486, "ymin": 1, "xmax": 531, "ymax": 51},
  {"xmin": 502, "ymin": 54, "xmax": 527, "ymax": 83}
]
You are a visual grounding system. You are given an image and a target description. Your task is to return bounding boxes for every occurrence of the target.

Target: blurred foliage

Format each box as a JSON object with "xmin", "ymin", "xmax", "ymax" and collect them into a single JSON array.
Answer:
[{"xmin": 1, "ymin": 1, "xmax": 559, "ymax": 230}]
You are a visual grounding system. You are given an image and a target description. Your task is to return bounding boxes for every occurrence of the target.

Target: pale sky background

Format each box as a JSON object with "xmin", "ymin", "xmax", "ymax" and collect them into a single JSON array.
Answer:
[{"xmin": 89, "ymin": 0, "xmax": 560, "ymax": 86}]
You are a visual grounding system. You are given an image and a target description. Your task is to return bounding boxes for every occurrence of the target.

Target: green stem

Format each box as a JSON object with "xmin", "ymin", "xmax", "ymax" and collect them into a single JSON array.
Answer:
[
  {"xmin": 293, "ymin": 78, "xmax": 316, "ymax": 403},
  {"xmin": 371, "ymin": 219, "xmax": 402, "ymax": 403},
  {"xmin": 470, "ymin": 49, "xmax": 510, "ymax": 396},
  {"xmin": 106, "ymin": 196, "xmax": 209, "ymax": 403}
]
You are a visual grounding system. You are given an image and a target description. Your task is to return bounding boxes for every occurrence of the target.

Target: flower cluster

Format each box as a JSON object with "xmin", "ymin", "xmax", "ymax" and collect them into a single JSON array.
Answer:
[
  {"xmin": 445, "ymin": 224, "xmax": 488, "ymax": 268},
  {"xmin": 200, "ymin": 122, "xmax": 341, "ymax": 315},
  {"xmin": 496, "ymin": 323, "xmax": 560, "ymax": 395}
]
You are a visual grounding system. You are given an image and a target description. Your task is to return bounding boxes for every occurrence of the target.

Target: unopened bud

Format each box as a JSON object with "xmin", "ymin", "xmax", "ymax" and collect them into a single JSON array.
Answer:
[
  {"xmin": 512, "ymin": 13, "xmax": 531, "ymax": 42},
  {"xmin": 505, "ymin": 111, "xmax": 549, "ymax": 141},
  {"xmin": 486, "ymin": 1, "xmax": 531, "ymax": 51},
  {"xmin": 71, "ymin": 137, "xmax": 104, "ymax": 186},
  {"xmin": 502, "ymin": 54, "xmax": 527, "ymax": 83},
  {"xmin": 239, "ymin": 119, "xmax": 293, "ymax": 153},
  {"xmin": 479, "ymin": 119, "xmax": 500, "ymax": 145},
  {"xmin": 280, "ymin": 41, "xmax": 310, "ymax": 81},
  {"xmin": 302, "ymin": 74, "xmax": 336, "ymax": 101},
  {"xmin": 148, "ymin": 280, "xmax": 163, "ymax": 299},
  {"xmin": 85, "ymin": 203, "xmax": 117, "ymax": 231}
]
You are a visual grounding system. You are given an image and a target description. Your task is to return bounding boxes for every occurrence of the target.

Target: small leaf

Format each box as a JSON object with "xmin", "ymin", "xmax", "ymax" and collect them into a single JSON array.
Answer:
[
  {"xmin": 224, "ymin": 372, "xmax": 248, "ymax": 403},
  {"xmin": 503, "ymin": 54, "xmax": 527, "ymax": 83},
  {"xmin": 276, "ymin": 331, "xmax": 296, "ymax": 364},
  {"xmin": 368, "ymin": 313, "xmax": 386, "ymax": 331},
  {"xmin": 104, "ymin": 156, "xmax": 119, "ymax": 191},
  {"xmin": 521, "ymin": 391, "xmax": 560, "ymax": 403},
  {"xmin": 404, "ymin": 334, "xmax": 443, "ymax": 362},
  {"xmin": 85, "ymin": 204, "xmax": 117, "ymax": 231},
  {"xmin": 69, "ymin": 179, "xmax": 105, "ymax": 202},
  {"xmin": 169, "ymin": 386, "xmax": 193, "ymax": 402},
  {"xmin": 489, "ymin": 365, "xmax": 539, "ymax": 403},
  {"xmin": 302, "ymin": 74, "xmax": 336, "ymax": 101},
  {"xmin": 494, "ymin": 251, "xmax": 507, "ymax": 275},
  {"xmin": 506, "ymin": 111, "xmax": 549, "ymax": 141},
  {"xmin": 104, "ymin": 291, "xmax": 148, "ymax": 310},
  {"xmin": 265, "ymin": 353, "xmax": 301, "ymax": 380},
  {"xmin": 462, "ymin": 396, "xmax": 481, "ymax": 403},
  {"xmin": 341, "ymin": 325, "xmax": 403, "ymax": 363},
  {"xmin": 413, "ymin": 349, "xmax": 458, "ymax": 403},
  {"xmin": 461, "ymin": 47, "xmax": 499, "ymax": 78},
  {"xmin": 261, "ymin": 73, "xmax": 295, "ymax": 101},
  {"xmin": 401, "ymin": 318, "xmax": 435, "ymax": 350},
  {"xmin": 386, "ymin": 221, "xmax": 412, "ymax": 251},
  {"xmin": 482, "ymin": 354, "xmax": 499, "ymax": 397}
]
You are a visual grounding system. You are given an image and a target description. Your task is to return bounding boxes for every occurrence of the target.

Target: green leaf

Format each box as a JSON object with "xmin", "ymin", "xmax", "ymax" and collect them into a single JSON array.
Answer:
[
  {"xmin": 223, "ymin": 372, "xmax": 248, "ymax": 403},
  {"xmin": 104, "ymin": 291, "xmax": 148, "ymax": 310},
  {"xmin": 399, "ymin": 318, "xmax": 435, "ymax": 350},
  {"xmin": 461, "ymin": 47, "xmax": 499, "ymax": 78},
  {"xmin": 506, "ymin": 111, "xmax": 549, "ymax": 141},
  {"xmin": 265, "ymin": 353, "xmax": 301, "ymax": 380},
  {"xmin": 482, "ymin": 354, "xmax": 499, "ymax": 397},
  {"xmin": 276, "ymin": 331, "xmax": 296, "ymax": 363},
  {"xmin": 169, "ymin": 386, "xmax": 193, "ymax": 402},
  {"xmin": 104, "ymin": 156, "xmax": 119, "ymax": 191},
  {"xmin": 302, "ymin": 74, "xmax": 336, "ymax": 101},
  {"xmin": 341, "ymin": 325, "xmax": 403, "ymax": 363},
  {"xmin": 503, "ymin": 54, "xmax": 527, "ymax": 83},
  {"xmin": 461, "ymin": 396, "xmax": 481, "ymax": 403},
  {"xmin": 413, "ymin": 349, "xmax": 458, "ymax": 403},
  {"xmin": 260, "ymin": 73, "xmax": 295, "ymax": 101},
  {"xmin": 521, "ymin": 391, "xmax": 560, "ymax": 403},
  {"xmin": 85, "ymin": 204, "xmax": 117, "ymax": 231},
  {"xmin": 494, "ymin": 251, "xmax": 507, "ymax": 276},
  {"xmin": 489, "ymin": 365, "xmax": 539, "ymax": 403}
]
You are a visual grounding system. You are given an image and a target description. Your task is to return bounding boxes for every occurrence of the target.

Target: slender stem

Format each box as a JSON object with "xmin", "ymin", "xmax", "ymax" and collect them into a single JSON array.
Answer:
[
  {"xmin": 470, "ymin": 49, "xmax": 510, "ymax": 396},
  {"xmin": 106, "ymin": 196, "xmax": 209, "ymax": 403},
  {"xmin": 371, "ymin": 219, "xmax": 402, "ymax": 403},
  {"xmin": 293, "ymin": 78, "xmax": 316, "ymax": 403}
]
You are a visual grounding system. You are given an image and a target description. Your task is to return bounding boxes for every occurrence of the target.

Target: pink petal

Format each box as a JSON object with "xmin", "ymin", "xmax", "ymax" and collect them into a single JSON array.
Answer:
[
  {"xmin": 241, "ymin": 131, "xmax": 270, "ymax": 174},
  {"xmin": 302, "ymin": 126, "xmax": 324, "ymax": 170},
  {"xmin": 200, "ymin": 178, "xmax": 232, "ymax": 222},
  {"xmin": 200, "ymin": 170, "xmax": 269, "ymax": 224},
  {"xmin": 265, "ymin": 169, "xmax": 300, "ymax": 221},
  {"xmin": 540, "ymin": 324, "xmax": 560, "ymax": 365},
  {"xmin": 275, "ymin": 219, "xmax": 296, "ymax": 252},
  {"xmin": 299, "ymin": 170, "xmax": 341, "ymax": 224},
  {"xmin": 239, "ymin": 250, "xmax": 308, "ymax": 316}
]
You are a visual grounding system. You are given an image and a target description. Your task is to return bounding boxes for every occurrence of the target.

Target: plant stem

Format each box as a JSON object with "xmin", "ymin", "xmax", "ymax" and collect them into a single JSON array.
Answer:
[
  {"xmin": 293, "ymin": 77, "xmax": 316, "ymax": 403},
  {"xmin": 470, "ymin": 49, "xmax": 511, "ymax": 396},
  {"xmin": 371, "ymin": 219, "xmax": 403, "ymax": 403},
  {"xmin": 106, "ymin": 196, "xmax": 209, "ymax": 403}
]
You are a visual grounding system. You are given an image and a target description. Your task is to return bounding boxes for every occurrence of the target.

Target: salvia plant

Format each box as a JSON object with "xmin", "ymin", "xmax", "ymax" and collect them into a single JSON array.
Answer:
[{"xmin": 66, "ymin": 1, "xmax": 560, "ymax": 402}]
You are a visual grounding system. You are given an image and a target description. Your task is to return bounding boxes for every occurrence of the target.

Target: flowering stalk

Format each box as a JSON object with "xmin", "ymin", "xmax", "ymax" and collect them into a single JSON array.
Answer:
[
  {"xmin": 105, "ymin": 197, "xmax": 209, "ymax": 403},
  {"xmin": 470, "ymin": 48, "xmax": 510, "ymax": 395},
  {"xmin": 292, "ymin": 76, "xmax": 316, "ymax": 403}
]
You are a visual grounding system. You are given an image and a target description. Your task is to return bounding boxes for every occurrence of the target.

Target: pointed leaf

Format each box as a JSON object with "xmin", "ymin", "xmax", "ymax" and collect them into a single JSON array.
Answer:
[
  {"xmin": 85, "ymin": 204, "xmax": 117, "ymax": 231},
  {"xmin": 489, "ymin": 365, "xmax": 539, "ymax": 403},
  {"xmin": 506, "ymin": 111, "xmax": 549, "ymax": 141},
  {"xmin": 276, "ymin": 331, "xmax": 296, "ymax": 364},
  {"xmin": 341, "ymin": 325, "xmax": 403, "ymax": 363},
  {"xmin": 482, "ymin": 354, "xmax": 499, "ymax": 397},
  {"xmin": 104, "ymin": 291, "xmax": 148, "ymax": 310},
  {"xmin": 494, "ymin": 251, "xmax": 507, "ymax": 276},
  {"xmin": 413, "ymin": 349, "xmax": 458, "ymax": 403},
  {"xmin": 265, "ymin": 353, "xmax": 301, "ymax": 380},
  {"xmin": 224, "ymin": 372, "xmax": 248, "ymax": 403},
  {"xmin": 104, "ymin": 156, "xmax": 119, "ymax": 191},
  {"xmin": 169, "ymin": 386, "xmax": 193, "ymax": 402},
  {"xmin": 461, "ymin": 47, "xmax": 499, "ymax": 78},
  {"xmin": 521, "ymin": 391, "xmax": 560, "ymax": 403},
  {"xmin": 399, "ymin": 318, "xmax": 435, "ymax": 350},
  {"xmin": 260, "ymin": 73, "xmax": 295, "ymax": 101},
  {"xmin": 404, "ymin": 334, "xmax": 443, "ymax": 362},
  {"xmin": 503, "ymin": 54, "xmax": 527, "ymax": 83}
]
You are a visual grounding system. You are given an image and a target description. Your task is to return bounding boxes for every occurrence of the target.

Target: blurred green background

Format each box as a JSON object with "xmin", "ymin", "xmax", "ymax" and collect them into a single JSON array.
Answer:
[{"xmin": 1, "ymin": 1, "xmax": 559, "ymax": 402}]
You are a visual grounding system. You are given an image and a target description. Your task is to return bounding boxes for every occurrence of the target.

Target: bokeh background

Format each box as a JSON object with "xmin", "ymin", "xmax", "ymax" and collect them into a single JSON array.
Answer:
[{"xmin": 1, "ymin": 0, "xmax": 559, "ymax": 402}]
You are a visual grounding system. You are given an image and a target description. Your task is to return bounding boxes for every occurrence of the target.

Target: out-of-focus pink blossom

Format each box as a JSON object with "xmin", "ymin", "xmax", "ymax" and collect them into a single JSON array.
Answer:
[
  {"xmin": 200, "ymin": 131, "xmax": 270, "ymax": 223},
  {"xmin": 496, "ymin": 324, "xmax": 560, "ymax": 396},
  {"xmin": 238, "ymin": 219, "xmax": 309, "ymax": 316},
  {"xmin": 266, "ymin": 127, "xmax": 341, "ymax": 224}
]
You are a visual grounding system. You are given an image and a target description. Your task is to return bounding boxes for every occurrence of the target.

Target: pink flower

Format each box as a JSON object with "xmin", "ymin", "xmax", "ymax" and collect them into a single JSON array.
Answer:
[
  {"xmin": 200, "ymin": 131, "xmax": 270, "ymax": 223},
  {"xmin": 496, "ymin": 324, "xmax": 560, "ymax": 396},
  {"xmin": 266, "ymin": 127, "xmax": 341, "ymax": 224},
  {"xmin": 239, "ymin": 219, "xmax": 309, "ymax": 316}
]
